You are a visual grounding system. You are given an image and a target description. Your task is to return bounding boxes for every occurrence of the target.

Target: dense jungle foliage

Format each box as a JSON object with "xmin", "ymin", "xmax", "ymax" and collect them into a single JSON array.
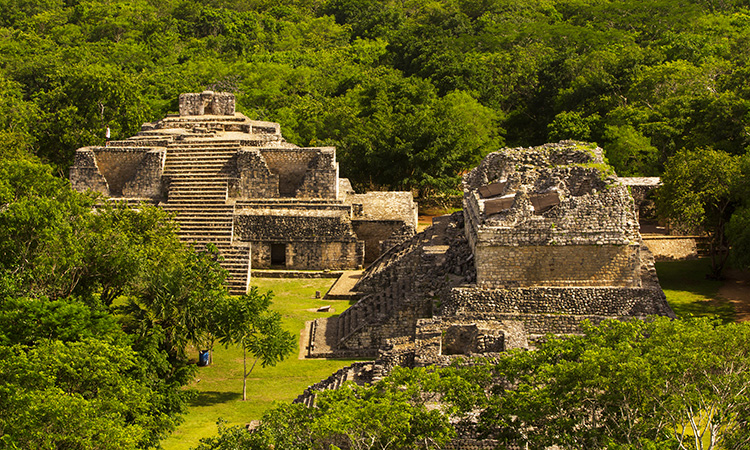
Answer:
[{"xmin": 2, "ymin": 0, "xmax": 750, "ymax": 193}]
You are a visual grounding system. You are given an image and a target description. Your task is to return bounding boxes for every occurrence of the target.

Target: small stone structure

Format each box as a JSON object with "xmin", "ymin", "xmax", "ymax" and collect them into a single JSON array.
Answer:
[
  {"xmin": 69, "ymin": 92, "xmax": 418, "ymax": 294},
  {"xmin": 297, "ymin": 141, "xmax": 675, "ymax": 409}
]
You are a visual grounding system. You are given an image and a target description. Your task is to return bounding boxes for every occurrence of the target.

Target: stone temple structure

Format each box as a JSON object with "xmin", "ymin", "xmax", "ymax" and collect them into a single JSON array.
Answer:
[
  {"xmin": 297, "ymin": 141, "xmax": 675, "ymax": 405},
  {"xmin": 69, "ymin": 91, "xmax": 418, "ymax": 294}
]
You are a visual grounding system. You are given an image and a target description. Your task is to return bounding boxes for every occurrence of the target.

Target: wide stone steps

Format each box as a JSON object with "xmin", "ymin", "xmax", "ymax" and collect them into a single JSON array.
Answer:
[
  {"xmin": 164, "ymin": 162, "xmax": 228, "ymax": 170},
  {"xmin": 169, "ymin": 187, "xmax": 227, "ymax": 194},
  {"xmin": 169, "ymin": 188, "xmax": 227, "ymax": 196},
  {"xmin": 179, "ymin": 225, "xmax": 233, "ymax": 234},
  {"xmin": 168, "ymin": 193, "xmax": 227, "ymax": 201},
  {"xmin": 156, "ymin": 140, "xmax": 251, "ymax": 295},
  {"xmin": 169, "ymin": 175, "xmax": 227, "ymax": 182},
  {"xmin": 166, "ymin": 152, "xmax": 236, "ymax": 165},
  {"xmin": 162, "ymin": 199, "xmax": 233, "ymax": 207}
]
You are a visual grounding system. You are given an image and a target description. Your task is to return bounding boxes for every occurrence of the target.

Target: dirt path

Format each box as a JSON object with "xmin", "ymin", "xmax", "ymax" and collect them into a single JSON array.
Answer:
[{"xmin": 718, "ymin": 269, "xmax": 750, "ymax": 322}]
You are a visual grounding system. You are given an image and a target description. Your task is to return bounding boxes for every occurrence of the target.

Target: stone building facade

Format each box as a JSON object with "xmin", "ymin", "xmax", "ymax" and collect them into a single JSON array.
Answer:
[{"xmin": 69, "ymin": 91, "xmax": 418, "ymax": 294}]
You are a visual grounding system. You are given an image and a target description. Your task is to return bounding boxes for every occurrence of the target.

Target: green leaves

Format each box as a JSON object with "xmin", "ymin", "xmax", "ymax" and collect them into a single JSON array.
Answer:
[
  {"xmin": 657, "ymin": 147, "xmax": 742, "ymax": 277},
  {"xmin": 0, "ymin": 339, "xmax": 155, "ymax": 449},
  {"xmin": 480, "ymin": 318, "xmax": 750, "ymax": 450},
  {"xmin": 213, "ymin": 288, "xmax": 296, "ymax": 400}
]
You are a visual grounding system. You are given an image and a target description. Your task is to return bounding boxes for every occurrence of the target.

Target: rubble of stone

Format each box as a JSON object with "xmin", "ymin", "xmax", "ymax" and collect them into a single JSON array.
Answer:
[
  {"xmin": 299, "ymin": 141, "xmax": 674, "ymax": 409},
  {"xmin": 69, "ymin": 92, "xmax": 418, "ymax": 294}
]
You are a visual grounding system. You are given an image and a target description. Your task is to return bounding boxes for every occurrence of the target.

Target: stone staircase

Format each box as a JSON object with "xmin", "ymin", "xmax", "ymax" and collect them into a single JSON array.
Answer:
[
  {"xmin": 293, "ymin": 362, "xmax": 374, "ymax": 407},
  {"xmin": 160, "ymin": 140, "xmax": 250, "ymax": 295}
]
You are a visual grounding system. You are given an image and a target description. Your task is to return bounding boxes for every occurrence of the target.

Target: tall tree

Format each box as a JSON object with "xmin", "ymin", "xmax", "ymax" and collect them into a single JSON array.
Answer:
[
  {"xmin": 215, "ymin": 288, "xmax": 296, "ymax": 401},
  {"xmin": 657, "ymin": 148, "xmax": 741, "ymax": 278}
]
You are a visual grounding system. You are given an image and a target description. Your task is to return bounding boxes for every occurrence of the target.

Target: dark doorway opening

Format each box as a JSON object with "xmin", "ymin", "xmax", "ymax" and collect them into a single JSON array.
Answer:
[{"xmin": 271, "ymin": 243, "xmax": 286, "ymax": 266}]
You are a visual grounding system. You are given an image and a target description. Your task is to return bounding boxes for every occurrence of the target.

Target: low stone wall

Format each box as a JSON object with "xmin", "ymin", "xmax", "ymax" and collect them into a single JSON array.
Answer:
[
  {"xmin": 251, "ymin": 240, "xmax": 364, "ymax": 270},
  {"xmin": 346, "ymin": 191, "xmax": 418, "ymax": 228},
  {"xmin": 250, "ymin": 270, "xmax": 343, "ymax": 278},
  {"xmin": 445, "ymin": 285, "xmax": 672, "ymax": 317},
  {"xmin": 233, "ymin": 209, "xmax": 357, "ymax": 241},
  {"xmin": 642, "ymin": 235, "xmax": 698, "ymax": 261}
]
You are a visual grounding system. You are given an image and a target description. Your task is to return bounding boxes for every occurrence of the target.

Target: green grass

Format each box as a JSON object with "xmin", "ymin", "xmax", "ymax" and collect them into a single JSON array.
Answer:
[
  {"xmin": 161, "ymin": 278, "xmax": 358, "ymax": 450},
  {"xmin": 655, "ymin": 259, "xmax": 735, "ymax": 323}
]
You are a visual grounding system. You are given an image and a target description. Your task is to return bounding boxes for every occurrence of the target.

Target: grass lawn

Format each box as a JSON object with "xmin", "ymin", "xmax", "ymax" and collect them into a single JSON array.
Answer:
[
  {"xmin": 655, "ymin": 258, "xmax": 735, "ymax": 322},
  {"xmin": 161, "ymin": 277, "xmax": 358, "ymax": 450}
]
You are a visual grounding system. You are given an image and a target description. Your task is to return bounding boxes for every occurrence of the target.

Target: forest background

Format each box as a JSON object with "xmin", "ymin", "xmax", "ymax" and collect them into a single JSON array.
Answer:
[{"xmin": 4, "ymin": 0, "xmax": 750, "ymax": 193}]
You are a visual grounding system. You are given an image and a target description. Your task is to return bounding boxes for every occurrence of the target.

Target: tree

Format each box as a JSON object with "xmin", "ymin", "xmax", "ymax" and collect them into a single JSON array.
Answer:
[
  {"xmin": 657, "ymin": 148, "xmax": 741, "ymax": 278},
  {"xmin": 215, "ymin": 288, "xmax": 296, "ymax": 401},
  {"xmin": 479, "ymin": 318, "xmax": 750, "ymax": 450},
  {"xmin": 602, "ymin": 124, "xmax": 660, "ymax": 176},
  {"xmin": 0, "ymin": 156, "xmax": 234, "ymax": 447},
  {"xmin": 0, "ymin": 338, "xmax": 173, "ymax": 449}
]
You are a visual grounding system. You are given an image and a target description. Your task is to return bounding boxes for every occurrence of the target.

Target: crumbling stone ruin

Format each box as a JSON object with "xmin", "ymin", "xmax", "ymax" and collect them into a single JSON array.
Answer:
[
  {"xmin": 69, "ymin": 91, "xmax": 418, "ymax": 293},
  {"xmin": 298, "ymin": 141, "xmax": 675, "ymax": 407}
]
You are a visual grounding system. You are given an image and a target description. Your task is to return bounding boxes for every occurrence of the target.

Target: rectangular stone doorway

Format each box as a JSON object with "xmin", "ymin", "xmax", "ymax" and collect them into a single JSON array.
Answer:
[{"xmin": 271, "ymin": 243, "xmax": 286, "ymax": 267}]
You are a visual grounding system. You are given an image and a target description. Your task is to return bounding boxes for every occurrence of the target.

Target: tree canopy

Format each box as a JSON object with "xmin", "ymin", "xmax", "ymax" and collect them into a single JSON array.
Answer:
[
  {"xmin": 0, "ymin": 156, "xmax": 234, "ymax": 448},
  {"xmin": 2, "ymin": 0, "xmax": 750, "ymax": 192}
]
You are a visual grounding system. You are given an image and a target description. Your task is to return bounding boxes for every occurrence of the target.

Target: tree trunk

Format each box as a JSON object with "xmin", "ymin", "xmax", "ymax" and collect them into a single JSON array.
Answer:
[{"xmin": 243, "ymin": 345, "xmax": 247, "ymax": 401}]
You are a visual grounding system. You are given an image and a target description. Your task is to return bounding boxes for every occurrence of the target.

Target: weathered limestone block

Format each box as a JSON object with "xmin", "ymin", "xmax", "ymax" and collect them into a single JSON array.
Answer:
[
  {"xmin": 295, "ymin": 149, "xmax": 338, "ymax": 199},
  {"xmin": 122, "ymin": 149, "xmax": 165, "ymax": 199},
  {"xmin": 483, "ymin": 195, "xmax": 515, "ymax": 215},
  {"xmin": 228, "ymin": 149, "xmax": 280, "ymax": 199},
  {"xmin": 529, "ymin": 190, "xmax": 560, "ymax": 211},
  {"xmin": 178, "ymin": 91, "xmax": 235, "ymax": 116},
  {"xmin": 478, "ymin": 181, "xmax": 507, "ymax": 198},
  {"xmin": 69, "ymin": 148, "xmax": 110, "ymax": 196},
  {"xmin": 474, "ymin": 243, "xmax": 641, "ymax": 288}
]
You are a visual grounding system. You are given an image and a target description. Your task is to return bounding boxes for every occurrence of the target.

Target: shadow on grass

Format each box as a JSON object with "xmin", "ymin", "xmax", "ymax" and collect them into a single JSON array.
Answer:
[
  {"xmin": 655, "ymin": 259, "xmax": 735, "ymax": 323},
  {"xmin": 190, "ymin": 391, "xmax": 242, "ymax": 407}
]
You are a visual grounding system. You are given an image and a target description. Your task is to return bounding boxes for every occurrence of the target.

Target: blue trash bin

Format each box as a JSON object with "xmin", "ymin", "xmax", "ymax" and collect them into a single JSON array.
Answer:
[{"xmin": 198, "ymin": 350, "xmax": 210, "ymax": 366}]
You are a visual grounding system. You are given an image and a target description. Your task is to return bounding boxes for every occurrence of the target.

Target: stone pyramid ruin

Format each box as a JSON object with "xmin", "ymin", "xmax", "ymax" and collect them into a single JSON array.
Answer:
[
  {"xmin": 69, "ymin": 91, "xmax": 418, "ymax": 294},
  {"xmin": 297, "ymin": 141, "xmax": 675, "ymax": 404}
]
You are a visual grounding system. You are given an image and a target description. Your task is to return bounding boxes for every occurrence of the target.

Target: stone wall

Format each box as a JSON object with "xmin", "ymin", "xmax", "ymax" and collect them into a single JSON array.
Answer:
[
  {"xmin": 642, "ymin": 235, "xmax": 699, "ymax": 261},
  {"xmin": 352, "ymin": 220, "xmax": 409, "ymax": 263},
  {"xmin": 69, "ymin": 147, "xmax": 165, "ymax": 199},
  {"xmin": 234, "ymin": 208, "xmax": 364, "ymax": 270},
  {"xmin": 346, "ymin": 191, "xmax": 418, "ymax": 229},
  {"xmin": 444, "ymin": 285, "xmax": 671, "ymax": 317},
  {"xmin": 474, "ymin": 243, "xmax": 641, "ymax": 288},
  {"xmin": 463, "ymin": 142, "xmax": 641, "ymax": 289},
  {"xmin": 413, "ymin": 317, "xmax": 528, "ymax": 365},
  {"xmin": 251, "ymin": 240, "xmax": 364, "ymax": 270},
  {"xmin": 69, "ymin": 148, "xmax": 110, "ymax": 195},
  {"xmin": 233, "ymin": 209, "xmax": 357, "ymax": 241},
  {"xmin": 259, "ymin": 148, "xmax": 337, "ymax": 199},
  {"xmin": 122, "ymin": 149, "xmax": 165, "ymax": 199},
  {"xmin": 228, "ymin": 149, "xmax": 280, "ymax": 199}
]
